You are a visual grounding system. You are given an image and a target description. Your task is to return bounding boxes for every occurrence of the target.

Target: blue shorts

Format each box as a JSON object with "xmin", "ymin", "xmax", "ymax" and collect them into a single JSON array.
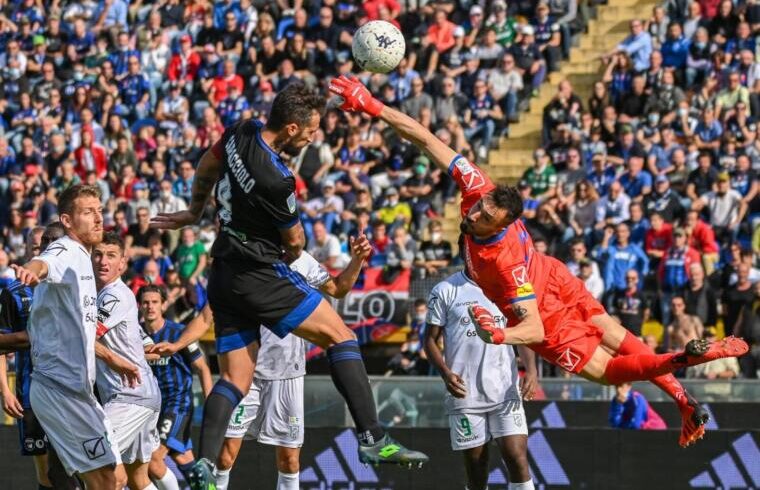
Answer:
[
  {"xmin": 158, "ymin": 407, "xmax": 194, "ymax": 454},
  {"xmin": 208, "ymin": 258, "xmax": 323, "ymax": 354}
]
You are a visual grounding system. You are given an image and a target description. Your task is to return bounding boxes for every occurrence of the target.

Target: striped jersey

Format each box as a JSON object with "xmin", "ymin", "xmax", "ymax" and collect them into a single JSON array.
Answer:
[
  {"xmin": 144, "ymin": 320, "xmax": 203, "ymax": 412},
  {"xmin": 0, "ymin": 280, "xmax": 34, "ymax": 408}
]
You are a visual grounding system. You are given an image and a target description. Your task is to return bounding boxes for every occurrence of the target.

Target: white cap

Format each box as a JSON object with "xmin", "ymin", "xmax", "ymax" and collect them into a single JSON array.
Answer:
[
  {"xmin": 453, "ymin": 26, "xmax": 465, "ymax": 37},
  {"xmin": 522, "ymin": 25, "xmax": 535, "ymax": 36}
]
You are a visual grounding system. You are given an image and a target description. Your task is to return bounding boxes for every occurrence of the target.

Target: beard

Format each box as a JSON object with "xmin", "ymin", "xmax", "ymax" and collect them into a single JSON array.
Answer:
[
  {"xmin": 281, "ymin": 138, "xmax": 305, "ymax": 157},
  {"xmin": 460, "ymin": 220, "xmax": 472, "ymax": 234}
]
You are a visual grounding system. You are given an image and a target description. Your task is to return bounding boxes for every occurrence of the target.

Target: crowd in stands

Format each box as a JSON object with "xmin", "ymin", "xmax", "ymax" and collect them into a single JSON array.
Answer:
[
  {"xmin": 533, "ymin": 1, "xmax": 760, "ymax": 378},
  {"xmin": 0, "ymin": 0, "xmax": 757, "ymax": 379}
]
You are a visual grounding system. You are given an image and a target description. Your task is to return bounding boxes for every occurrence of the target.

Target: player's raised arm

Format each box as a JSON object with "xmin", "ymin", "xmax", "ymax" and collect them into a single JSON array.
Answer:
[
  {"xmin": 321, "ymin": 234, "xmax": 372, "ymax": 298},
  {"xmin": 151, "ymin": 147, "xmax": 223, "ymax": 230},
  {"xmin": 148, "ymin": 304, "xmax": 213, "ymax": 356},
  {"xmin": 329, "ymin": 76, "xmax": 457, "ymax": 172}
]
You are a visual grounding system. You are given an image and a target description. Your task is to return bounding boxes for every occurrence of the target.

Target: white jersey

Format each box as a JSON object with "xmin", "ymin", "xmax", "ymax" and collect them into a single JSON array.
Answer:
[
  {"xmin": 96, "ymin": 279, "xmax": 161, "ymax": 411},
  {"xmin": 255, "ymin": 252, "xmax": 330, "ymax": 380},
  {"xmin": 28, "ymin": 235, "xmax": 98, "ymax": 396},
  {"xmin": 426, "ymin": 271, "xmax": 520, "ymax": 415}
]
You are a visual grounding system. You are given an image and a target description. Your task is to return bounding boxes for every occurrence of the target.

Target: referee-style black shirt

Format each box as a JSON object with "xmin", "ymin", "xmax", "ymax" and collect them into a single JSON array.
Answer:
[{"xmin": 210, "ymin": 119, "xmax": 299, "ymax": 264}]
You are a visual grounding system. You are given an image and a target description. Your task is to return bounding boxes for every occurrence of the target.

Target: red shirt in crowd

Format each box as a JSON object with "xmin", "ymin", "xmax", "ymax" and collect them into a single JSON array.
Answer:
[
  {"xmin": 427, "ymin": 20, "xmax": 457, "ymax": 53},
  {"xmin": 211, "ymin": 74, "xmax": 244, "ymax": 105},
  {"xmin": 363, "ymin": 0, "xmax": 401, "ymax": 21},
  {"xmin": 698, "ymin": 0, "xmax": 721, "ymax": 18},
  {"xmin": 645, "ymin": 223, "xmax": 673, "ymax": 257},
  {"xmin": 74, "ymin": 127, "xmax": 108, "ymax": 180},
  {"xmin": 167, "ymin": 51, "xmax": 201, "ymax": 82},
  {"xmin": 687, "ymin": 219, "xmax": 720, "ymax": 254}
]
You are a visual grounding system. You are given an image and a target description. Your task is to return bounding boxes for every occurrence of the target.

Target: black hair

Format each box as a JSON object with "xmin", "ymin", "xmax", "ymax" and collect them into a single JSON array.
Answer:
[
  {"xmin": 266, "ymin": 82, "xmax": 326, "ymax": 131},
  {"xmin": 101, "ymin": 231, "xmax": 125, "ymax": 254},
  {"xmin": 413, "ymin": 298, "xmax": 427, "ymax": 308},
  {"xmin": 491, "ymin": 184, "xmax": 524, "ymax": 224},
  {"xmin": 41, "ymin": 222, "xmax": 65, "ymax": 250},
  {"xmin": 138, "ymin": 284, "xmax": 167, "ymax": 303}
]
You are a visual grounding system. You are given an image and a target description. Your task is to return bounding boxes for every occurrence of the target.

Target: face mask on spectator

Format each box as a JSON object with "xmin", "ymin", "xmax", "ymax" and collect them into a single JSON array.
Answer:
[
  {"xmin": 695, "ymin": 41, "xmax": 706, "ymax": 49},
  {"xmin": 677, "ymin": 107, "xmax": 688, "ymax": 117},
  {"xmin": 161, "ymin": 189, "xmax": 172, "ymax": 200},
  {"xmin": 648, "ymin": 113, "xmax": 660, "ymax": 125},
  {"xmin": 8, "ymin": 68, "xmax": 20, "ymax": 79},
  {"xmin": 431, "ymin": 231, "xmax": 442, "ymax": 243},
  {"xmin": 74, "ymin": 70, "xmax": 84, "ymax": 81}
]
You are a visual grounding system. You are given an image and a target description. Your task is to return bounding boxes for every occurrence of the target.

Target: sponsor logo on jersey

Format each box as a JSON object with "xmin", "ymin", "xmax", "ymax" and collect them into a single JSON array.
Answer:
[
  {"xmin": 556, "ymin": 348, "xmax": 582, "ymax": 372},
  {"xmin": 82, "ymin": 436, "xmax": 107, "ymax": 460},
  {"xmin": 287, "ymin": 192, "xmax": 297, "ymax": 214},
  {"xmin": 99, "ymin": 293, "xmax": 120, "ymax": 313},
  {"xmin": 511, "ymin": 266, "xmax": 529, "ymax": 286},
  {"xmin": 456, "ymin": 159, "xmax": 485, "ymax": 191}
]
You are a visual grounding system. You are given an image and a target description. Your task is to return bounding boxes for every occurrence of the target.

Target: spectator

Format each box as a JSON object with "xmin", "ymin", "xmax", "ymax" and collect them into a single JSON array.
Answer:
[
  {"xmin": 575, "ymin": 257, "xmax": 603, "ymax": 300},
  {"xmin": 508, "ymin": 25, "xmax": 546, "ymax": 96},
  {"xmin": 605, "ymin": 19, "xmax": 653, "ymax": 73},
  {"xmin": 73, "ymin": 126, "xmax": 108, "ymax": 180},
  {"xmin": 723, "ymin": 263, "xmax": 756, "ymax": 338},
  {"xmin": 716, "ymin": 71, "xmax": 750, "ymax": 120},
  {"xmin": 174, "ymin": 226, "xmax": 207, "ymax": 287},
  {"xmin": 686, "ymin": 152, "xmax": 718, "ymax": 203},
  {"xmin": 661, "ymin": 22, "xmax": 690, "ymax": 71},
  {"xmin": 598, "ymin": 222, "xmax": 650, "ymax": 294},
  {"xmin": 464, "ymin": 79, "xmax": 502, "ymax": 162},
  {"xmin": 401, "ymin": 77, "xmax": 434, "ymax": 121},
  {"xmin": 415, "ymin": 221, "xmax": 453, "ymax": 277},
  {"xmin": 134, "ymin": 235, "xmax": 174, "ymax": 281},
  {"xmin": 659, "ymin": 228, "xmax": 700, "ymax": 322},
  {"xmin": 532, "ymin": 2, "xmax": 562, "ymax": 73},
  {"xmin": 684, "ymin": 263, "xmax": 719, "ymax": 329},
  {"xmin": 687, "ymin": 329, "xmax": 741, "ymax": 378},
  {"xmin": 609, "ymin": 268, "xmax": 649, "ymax": 336},
  {"xmin": 666, "ymin": 295, "xmax": 704, "ymax": 351},
  {"xmin": 566, "ymin": 180, "xmax": 599, "ymax": 243},
  {"xmin": 644, "ymin": 175, "xmax": 684, "ymax": 223},
  {"xmin": 129, "ymin": 258, "xmax": 166, "ymax": 295},
  {"xmin": 376, "ymin": 187, "xmax": 412, "ymax": 234},
  {"xmin": 521, "ymin": 148, "xmax": 557, "ymax": 202},
  {"xmin": 302, "ymin": 180, "xmax": 344, "ymax": 239},
  {"xmin": 488, "ymin": 54, "xmax": 523, "ymax": 124},
  {"xmin": 609, "ymin": 383, "xmax": 666, "ymax": 430},
  {"xmin": 693, "ymin": 172, "xmax": 746, "ymax": 243},
  {"xmin": 386, "ymin": 226, "xmax": 417, "ymax": 279},
  {"xmin": 308, "ymin": 220, "xmax": 348, "ymax": 269},
  {"xmin": 618, "ymin": 155, "xmax": 653, "ymax": 203},
  {"xmin": 644, "ymin": 212, "xmax": 673, "ymax": 269},
  {"xmin": 735, "ymin": 282, "xmax": 760, "ymax": 377},
  {"xmin": 596, "ymin": 181, "xmax": 632, "ymax": 230}
]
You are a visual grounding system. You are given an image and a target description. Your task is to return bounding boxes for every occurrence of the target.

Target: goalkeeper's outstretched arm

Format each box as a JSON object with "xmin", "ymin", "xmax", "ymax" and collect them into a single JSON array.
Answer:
[
  {"xmin": 377, "ymin": 105, "xmax": 459, "ymax": 174},
  {"xmin": 329, "ymin": 75, "xmax": 459, "ymax": 173}
]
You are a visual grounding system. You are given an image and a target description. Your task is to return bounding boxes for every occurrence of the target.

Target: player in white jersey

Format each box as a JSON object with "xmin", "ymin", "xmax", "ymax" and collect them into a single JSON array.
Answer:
[
  {"xmin": 11, "ymin": 185, "xmax": 140, "ymax": 489},
  {"xmin": 424, "ymin": 271, "xmax": 537, "ymax": 490},
  {"xmin": 93, "ymin": 232, "xmax": 163, "ymax": 490},
  {"xmin": 149, "ymin": 236, "xmax": 371, "ymax": 490}
]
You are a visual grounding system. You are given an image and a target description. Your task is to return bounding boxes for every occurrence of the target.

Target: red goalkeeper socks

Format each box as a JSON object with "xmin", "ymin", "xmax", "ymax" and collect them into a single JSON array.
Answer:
[{"xmin": 616, "ymin": 332, "xmax": 687, "ymax": 407}]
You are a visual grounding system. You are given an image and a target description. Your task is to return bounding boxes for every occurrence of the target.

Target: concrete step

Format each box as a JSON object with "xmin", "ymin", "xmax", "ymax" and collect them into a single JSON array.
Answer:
[
  {"xmin": 587, "ymin": 19, "xmax": 632, "ymax": 36},
  {"xmin": 500, "ymin": 134, "xmax": 543, "ymax": 150},
  {"xmin": 578, "ymin": 34, "xmax": 627, "ymax": 51},
  {"xmin": 569, "ymin": 48, "xmax": 606, "ymax": 64},
  {"xmin": 559, "ymin": 61, "xmax": 603, "ymax": 75},
  {"xmin": 597, "ymin": 5, "xmax": 653, "ymax": 22},
  {"xmin": 489, "ymin": 148, "xmax": 535, "ymax": 165}
]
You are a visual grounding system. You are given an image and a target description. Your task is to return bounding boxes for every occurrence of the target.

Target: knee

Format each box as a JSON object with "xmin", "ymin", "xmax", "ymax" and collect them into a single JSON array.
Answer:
[
  {"xmin": 325, "ymin": 325, "xmax": 357, "ymax": 347},
  {"xmin": 114, "ymin": 466, "xmax": 128, "ymax": 490},
  {"xmin": 277, "ymin": 450, "xmax": 301, "ymax": 474}
]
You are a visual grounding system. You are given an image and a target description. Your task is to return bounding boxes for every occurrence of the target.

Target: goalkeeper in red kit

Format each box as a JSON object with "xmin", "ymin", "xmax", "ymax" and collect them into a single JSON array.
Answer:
[{"xmin": 329, "ymin": 75, "xmax": 748, "ymax": 447}]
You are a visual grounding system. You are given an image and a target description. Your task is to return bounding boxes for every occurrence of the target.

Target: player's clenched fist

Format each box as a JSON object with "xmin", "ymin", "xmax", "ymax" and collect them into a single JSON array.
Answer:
[
  {"xmin": 329, "ymin": 76, "xmax": 385, "ymax": 118},
  {"xmin": 443, "ymin": 371, "xmax": 467, "ymax": 399},
  {"xmin": 468, "ymin": 305, "xmax": 505, "ymax": 345},
  {"xmin": 10, "ymin": 264, "xmax": 40, "ymax": 286}
]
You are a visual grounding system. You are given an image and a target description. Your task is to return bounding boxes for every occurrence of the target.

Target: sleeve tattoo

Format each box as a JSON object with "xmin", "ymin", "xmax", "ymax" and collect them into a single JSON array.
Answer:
[{"xmin": 513, "ymin": 303, "xmax": 528, "ymax": 319}]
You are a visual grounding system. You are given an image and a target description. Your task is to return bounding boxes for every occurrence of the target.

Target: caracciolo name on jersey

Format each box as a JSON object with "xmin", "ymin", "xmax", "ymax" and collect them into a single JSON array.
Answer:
[
  {"xmin": 225, "ymin": 135, "xmax": 255, "ymax": 193},
  {"xmin": 427, "ymin": 271, "xmax": 520, "ymax": 414}
]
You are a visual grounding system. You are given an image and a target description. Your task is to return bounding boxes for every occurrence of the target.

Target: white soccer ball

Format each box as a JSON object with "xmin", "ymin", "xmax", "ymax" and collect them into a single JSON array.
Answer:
[{"xmin": 352, "ymin": 20, "xmax": 406, "ymax": 74}]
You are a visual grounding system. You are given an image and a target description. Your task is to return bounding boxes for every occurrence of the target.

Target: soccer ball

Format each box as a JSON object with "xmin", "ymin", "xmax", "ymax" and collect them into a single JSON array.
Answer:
[{"xmin": 352, "ymin": 20, "xmax": 406, "ymax": 74}]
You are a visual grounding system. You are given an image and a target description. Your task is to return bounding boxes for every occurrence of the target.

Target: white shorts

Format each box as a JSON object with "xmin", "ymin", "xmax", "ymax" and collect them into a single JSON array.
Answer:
[
  {"xmin": 449, "ymin": 400, "xmax": 528, "ymax": 451},
  {"xmin": 30, "ymin": 380, "xmax": 122, "ymax": 476},
  {"xmin": 104, "ymin": 402, "xmax": 160, "ymax": 465},
  {"xmin": 225, "ymin": 377, "xmax": 304, "ymax": 448}
]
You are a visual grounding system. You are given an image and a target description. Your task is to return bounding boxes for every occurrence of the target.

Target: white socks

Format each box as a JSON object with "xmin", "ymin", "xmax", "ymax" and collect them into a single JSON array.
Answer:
[
  {"xmin": 142, "ymin": 484, "xmax": 158, "ymax": 490},
  {"xmin": 154, "ymin": 469, "xmax": 179, "ymax": 490},
  {"xmin": 508, "ymin": 481, "xmax": 535, "ymax": 490},
  {"xmin": 277, "ymin": 471, "xmax": 299, "ymax": 490},
  {"xmin": 215, "ymin": 468, "xmax": 231, "ymax": 490}
]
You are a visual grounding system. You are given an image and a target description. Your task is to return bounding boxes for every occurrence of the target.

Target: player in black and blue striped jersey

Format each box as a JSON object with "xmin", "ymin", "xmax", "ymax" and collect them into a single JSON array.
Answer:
[{"xmin": 139, "ymin": 284, "xmax": 213, "ymax": 489}]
